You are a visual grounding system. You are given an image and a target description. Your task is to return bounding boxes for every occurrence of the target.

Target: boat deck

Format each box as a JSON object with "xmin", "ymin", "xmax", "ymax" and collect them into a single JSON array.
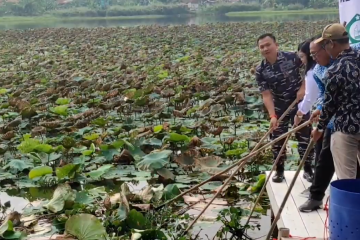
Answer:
[{"xmin": 266, "ymin": 170, "xmax": 336, "ymax": 238}]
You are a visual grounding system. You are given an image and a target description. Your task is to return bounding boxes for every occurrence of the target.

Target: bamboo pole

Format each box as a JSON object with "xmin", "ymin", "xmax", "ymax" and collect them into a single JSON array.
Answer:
[
  {"xmin": 156, "ymin": 121, "xmax": 310, "ymax": 210},
  {"xmin": 183, "ymin": 130, "xmax": 310, "ymax": 235},
  {"xmin": 265, "ymin": 139, "xmax": 315, "ymax": 240},
  {"xmin": 243, "ymin": 127, "xmax": 293, "ymax": 227},
  {"xmin": 182, "ymin": 102, "xmax": 299, "ymax": 234},
  {"xmin": 156, "ymin": 101, "xmax": 299, "ymax": 211}
]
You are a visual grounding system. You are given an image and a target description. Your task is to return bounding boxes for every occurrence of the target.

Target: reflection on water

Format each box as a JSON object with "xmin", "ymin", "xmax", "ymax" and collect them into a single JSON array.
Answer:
[{"xmin": 0, "ymin": 13, "xmax": 338, "ymax": 30}]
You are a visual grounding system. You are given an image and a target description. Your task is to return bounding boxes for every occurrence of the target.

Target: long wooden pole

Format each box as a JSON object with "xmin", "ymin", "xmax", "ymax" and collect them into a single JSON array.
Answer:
[
  {"xmin": 183, "ymin": 124, "xmax": 307, "ymax": 235},
  {"xmin": 243, "ymin": 130, "xmax": 293, "ymax": 227},
  {"xmin": 156, "ymin": 100, "xmax": 299, "ymax": 211},
  {"xmin": 265, "ymin": 139, "xmax": 315, "ymax": 240},
  {"xmin": 157, "ymin": 121, "xmax": 311, "ymax": 210}
]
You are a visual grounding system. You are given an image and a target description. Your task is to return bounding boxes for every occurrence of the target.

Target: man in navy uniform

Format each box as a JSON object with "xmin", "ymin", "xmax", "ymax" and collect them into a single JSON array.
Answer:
[{"xmin": 255, "ymin": 33, "xmax": 314, "ymax": 183}]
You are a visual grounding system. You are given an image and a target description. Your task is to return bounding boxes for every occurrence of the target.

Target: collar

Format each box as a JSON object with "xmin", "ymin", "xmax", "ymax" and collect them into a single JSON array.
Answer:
[{"xmin": 336, "ymin": 47, "xmax": 353, "ymax": 59}]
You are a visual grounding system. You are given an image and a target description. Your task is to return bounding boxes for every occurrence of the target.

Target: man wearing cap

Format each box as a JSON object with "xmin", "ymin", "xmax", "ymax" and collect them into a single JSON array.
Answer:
[
  {"xmin": 299, "ymin": 35, "xmax": 360, "ymax": 211},
  {"xmin": 255, "ymin": 33, "xmax": 314, "ymax": 183},
  {"xmin": 312, "ymin": 23, "xmax": 360, "ymax": 180}
]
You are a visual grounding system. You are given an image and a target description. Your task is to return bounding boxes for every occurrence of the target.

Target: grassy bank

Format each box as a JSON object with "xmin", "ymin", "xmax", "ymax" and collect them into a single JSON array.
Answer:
[{"xmin": 226, "ymin": 8, "xmax": 338, "ymax": 17}]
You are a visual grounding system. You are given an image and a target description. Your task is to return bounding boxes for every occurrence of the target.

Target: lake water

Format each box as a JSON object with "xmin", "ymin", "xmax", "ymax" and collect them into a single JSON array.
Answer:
[
  {"xmin": 0, "ymin": 13, "xmax": 339, "ymax": 30},
  {"xmin": 0, "ymin": 11, "xmax": 336, "ymax": 239}
]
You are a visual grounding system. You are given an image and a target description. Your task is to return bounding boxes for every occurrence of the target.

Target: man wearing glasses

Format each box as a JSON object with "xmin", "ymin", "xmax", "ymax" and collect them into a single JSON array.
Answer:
[{"xmin": 299, "ymin": 24, "xmax": 360, "ymax": 212}]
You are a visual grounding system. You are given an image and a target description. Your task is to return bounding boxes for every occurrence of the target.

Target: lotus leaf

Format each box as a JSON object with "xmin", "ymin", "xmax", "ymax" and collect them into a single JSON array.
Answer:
[
  {"xmin": 126, "ymin": 210, "xmax": 150, "ymax": 230},
  {"xmin": 65, "ymin": 214, "xmax": 107, "ymax": 240},
  {"xmin": 3, "ymin": 159, "xmax": 33, "ymax": 173},
  {"xmin": 44, "ymin": 184, "xmax": 76, "ymax": 213},
  {"xmin": 137, "ymin": 150, "xmax": 172, "ymax": 171},
  {"xmin": 86, "ymin": 164, "xmax": 114, "ymax": 180},
  {"xmin": 56, "ymin": 164, "xmax": 80, "ymax": 180},
  {"xmin": 29, "ymin": 166, "xmax": 53, "ymax": 179}
]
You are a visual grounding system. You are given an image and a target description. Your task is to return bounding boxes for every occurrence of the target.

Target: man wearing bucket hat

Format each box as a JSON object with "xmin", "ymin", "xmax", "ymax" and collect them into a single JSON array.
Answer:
[{"xmin": 311, "ymin": 23, "xmax": 360, "ymax": 180}]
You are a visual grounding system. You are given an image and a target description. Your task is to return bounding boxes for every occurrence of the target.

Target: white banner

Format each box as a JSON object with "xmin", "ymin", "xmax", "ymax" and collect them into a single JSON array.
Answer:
[{"xmin": 339, "ymin": 0, "xmax": 360, "ymax": 43}]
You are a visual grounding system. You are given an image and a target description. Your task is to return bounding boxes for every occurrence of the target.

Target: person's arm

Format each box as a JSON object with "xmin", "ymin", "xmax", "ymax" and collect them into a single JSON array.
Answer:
[
  {"xmin": 298, "ymin": 70, "xmax": 320, "ymax": 114},
  {"xmin": 262, "ymin": 90, "xmax": 276, "ymax": 117},
  {"xmin": 255, "ymin": 67, "xmax": 276, "ymax": 118},
  {"xmin": 317, "ymin": 69, "xmax": 340, "ymax": 131}
]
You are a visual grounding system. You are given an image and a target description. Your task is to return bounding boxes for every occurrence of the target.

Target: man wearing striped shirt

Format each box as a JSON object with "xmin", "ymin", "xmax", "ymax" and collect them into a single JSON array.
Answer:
[{"xmin": 299, "ymin": 38, "xmax": 360, "ymax": 212}]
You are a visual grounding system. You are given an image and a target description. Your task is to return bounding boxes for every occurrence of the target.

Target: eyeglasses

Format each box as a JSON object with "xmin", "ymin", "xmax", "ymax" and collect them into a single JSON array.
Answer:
[{"xmin": 310, "ymin": 46, "xmax": 325, "ymax": 58}]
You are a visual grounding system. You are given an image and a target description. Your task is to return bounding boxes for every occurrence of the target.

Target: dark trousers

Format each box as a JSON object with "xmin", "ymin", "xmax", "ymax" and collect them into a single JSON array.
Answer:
[
  {"xmin": 310, "ymin": 128, "xmax": 360, "ymax": 201},
  {"xmin": 271, "ymin": 107, "xmax": 314, "ymax": 172}
]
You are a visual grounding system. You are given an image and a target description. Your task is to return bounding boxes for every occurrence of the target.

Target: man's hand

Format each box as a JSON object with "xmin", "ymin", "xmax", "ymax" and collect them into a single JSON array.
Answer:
[
  {"xmin": 296, "ymin": 87, "xmax": 305, "ymax": 102},
  {"xmin": 310, "ymin": 109, "xmax": 321, "ymax": 123},
  {"xmin": 269, "ymin": 117, "xmax": 278, "ymax": 132},
  {"xmin": 294, "ymin": 110, "xmax": 303, "ymax": 126},
  {"xmin": 311, "ymin": 128, "xmax": 323, "ymax": 142}
]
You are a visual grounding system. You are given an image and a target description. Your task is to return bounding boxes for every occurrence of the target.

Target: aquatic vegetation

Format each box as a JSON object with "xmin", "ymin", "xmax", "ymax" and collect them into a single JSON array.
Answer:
[{"xmin": 0, "ymin": 20, "xmax": 333, "ymax": 239}]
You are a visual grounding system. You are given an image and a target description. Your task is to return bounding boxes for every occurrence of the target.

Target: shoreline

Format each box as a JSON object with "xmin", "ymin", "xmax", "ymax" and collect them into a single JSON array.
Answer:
[
  {"xmin": 226, "ymin": 8, "xmax": 338, "ymax": 17},
  {"xmin": 0, "ymin": 8, "xmax": 339, "ymax": 23},
  {"xmin": 0, "ymin": 15, "xmax": 167, "ymax": 23}
]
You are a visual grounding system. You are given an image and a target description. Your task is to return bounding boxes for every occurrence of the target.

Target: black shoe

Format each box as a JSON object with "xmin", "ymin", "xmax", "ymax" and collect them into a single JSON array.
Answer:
[
  {"xmin": 272, "ymin": 171, "xmax": 284, "ymax": 183},
  {"xmin": 299, "ymin": 199, "xmax": 322, "ymax": 212},
  {"xmin": 303, "ymin": 168, "xmax": 313, "ymax": 183}
]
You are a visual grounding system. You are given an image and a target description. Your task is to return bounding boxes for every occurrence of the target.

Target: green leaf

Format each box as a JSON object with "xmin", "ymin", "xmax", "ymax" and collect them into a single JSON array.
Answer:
[
  {"xmin": 44, "ymin": 183, "xmax": 76, "ymax": 213},
  {"xmin": 91, "ymin": 118, "xmax": 108, "ymax": 127},
  {"xmin": 168, "ymin": 133, "xmax": 189, "ymax": 142},
  {"xmin": 111, "ymin": 139, "xmax": 134, "ymax": 150},
  {"xmin": 0, "ymin": 88, "xmax": 8, "ymax": 95},
  {"xmin": 65, "ymin": 214, "xmax": 107, "ymax": 240},
  {"xmin": 75, "ymin": 192, "xmax": 94, "ymax": 205},
  {"xmin": 82, "ymin": 150, "xmax": 93, "ymax": 156},
  {"xmin": 101, "ymin": 149, "xmax": 119, "ymax": 161},
  {"xmin": 0, "ymin": 220, "xmax": 13, "ymax": 236},
  {"xmin": 83, "ymin": 133, "xmax": 100, "ymax": 141},
  {"xmin": 34, "ymin": 144, "xmax": 53, "ymax": 154},
  {"xmin": 55, "ymin": 98, "xmax": 71, "ymax": 105},
  {"xmin": 126, "ymin": 210, "xmax": 150, "ymax": 230},
  {"xmin": 251, "ymin": 174, "xmax": 266, "ymax": 193},
  {"xmin": 162, "ymin": 184, "xmax": 181, "ymax": 201},
  {"xmin": 29, "ymin": 166, "xmax": 53, "ymax": 179},
  {"xmin": 87, "ymin": 164, "xmax": 114, "ymax": 180},
  {"xmin": 3, "ymin": 159, "xmax": 33, "ymax": 173},
  {"xmin": 17, "ymin": 134, "xmax": 41, "ymax": 154},
  {"xmin": 137, "ymin": 150, "xmax": 172, "ymax": 171},
  {"xmin": 56, "ymin": 164, "xmax": 80, "ymax": 180},
  {"xmin": 50, "ymin": 105, "xmax": 68, "ymax": 116},
  {"xmin": 153, "ymin": 125, "xmax": 163, "ymax": 133},
  {"xmin": 90, "ymin": 143, "xmax": 96, "ymax": 152},
  {"xmin": 2, "ymin": 231, "xmax": 23, "ymax": 239}
]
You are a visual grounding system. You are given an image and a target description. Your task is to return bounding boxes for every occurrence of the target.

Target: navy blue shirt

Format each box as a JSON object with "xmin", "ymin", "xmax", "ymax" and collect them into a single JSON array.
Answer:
[{"xmin": 255, "ymin": 51, "xmax": 303, "ymax": 109}]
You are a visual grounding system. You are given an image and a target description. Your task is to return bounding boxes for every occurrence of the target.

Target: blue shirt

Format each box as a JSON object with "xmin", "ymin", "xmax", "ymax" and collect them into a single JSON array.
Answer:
[{"xmin": 313, "ymin": 42, "xmax": 360, "ymax": 132}]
